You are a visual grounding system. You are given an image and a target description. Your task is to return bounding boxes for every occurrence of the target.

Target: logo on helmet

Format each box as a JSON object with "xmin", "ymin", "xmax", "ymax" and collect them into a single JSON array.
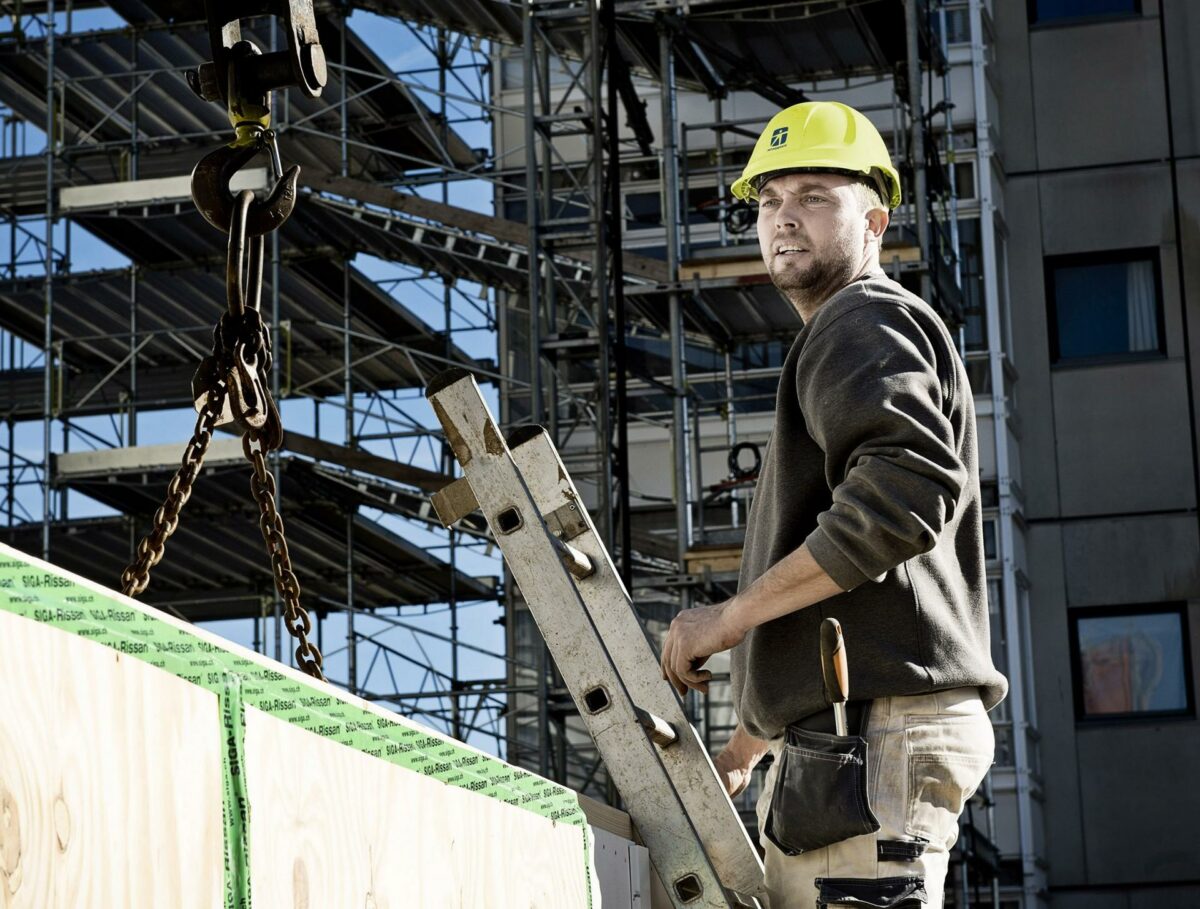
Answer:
[{"xmin": 769, "ymin": 127, "xmax": 788, "ymax": 148}]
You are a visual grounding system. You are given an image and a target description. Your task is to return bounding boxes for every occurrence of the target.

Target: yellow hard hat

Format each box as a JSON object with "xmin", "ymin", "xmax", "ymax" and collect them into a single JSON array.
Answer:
[{"xmin": 731, "ymin": 101, "xmax": 902, "ymax": 210}]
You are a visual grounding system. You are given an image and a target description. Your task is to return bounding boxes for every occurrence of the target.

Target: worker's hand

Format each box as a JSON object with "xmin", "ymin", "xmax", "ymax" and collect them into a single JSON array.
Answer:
[
  {"xmin": 660, "ymin": 598, "xmax": 746, "ymax": 696},
  {"xmin": 713, "ymin": 724, "xmax": 771, "ymax": 798},
  {"xmin": 714, "ymin": 747, "xmax": 756, "ymax": 799}
]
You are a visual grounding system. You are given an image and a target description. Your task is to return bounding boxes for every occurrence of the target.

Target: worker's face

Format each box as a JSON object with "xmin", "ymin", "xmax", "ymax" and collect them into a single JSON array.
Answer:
[{"xmin": 756, "ymin": 172, "xmax": 882, "ymax": 314}]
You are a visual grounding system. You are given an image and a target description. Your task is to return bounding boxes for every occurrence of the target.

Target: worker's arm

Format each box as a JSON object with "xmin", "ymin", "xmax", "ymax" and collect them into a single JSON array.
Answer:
[
  {"xmin": 660, "ymin": 542, "xmax": 843, "ymax": 695},
  {"xmin": 797, "ymin": 301, "xmax": 967, "ymax": 590},
  {"xmin": 662, "ymin": 304, "xmax": 964, "ymax": 695}
]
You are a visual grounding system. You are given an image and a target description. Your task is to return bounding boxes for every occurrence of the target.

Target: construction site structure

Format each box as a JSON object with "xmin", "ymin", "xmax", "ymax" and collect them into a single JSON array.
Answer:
[
  {"xmin": 11, "ymin": 1, "xmax": 1199, "ymax": 908},
  {"xmin": 488, "ymin": 3, "xmax": 1041, "ymax": 906},
  {"xmin": 1, "ymin": 1, "xmax": 515, "ymax": 751}
]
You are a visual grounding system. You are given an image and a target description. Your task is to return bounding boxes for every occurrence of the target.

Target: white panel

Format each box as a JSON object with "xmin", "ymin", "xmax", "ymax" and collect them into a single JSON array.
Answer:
[
  {"xmin": 59, "ymin": 169, "xmax": 269, "ymax": 212},
  {"xmin": 592, "ymin": 827, "xmax": 635, "ymax": 909}
]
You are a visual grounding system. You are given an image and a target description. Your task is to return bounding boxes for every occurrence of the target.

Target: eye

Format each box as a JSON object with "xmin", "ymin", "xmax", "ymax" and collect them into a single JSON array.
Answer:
[
  {"xmin": 758, "ymin": 198, "xmax": 779, "ymax": 208},
  {"xmin": 804, "ymin": 194, "xmax": 827, "ymax": 204}
]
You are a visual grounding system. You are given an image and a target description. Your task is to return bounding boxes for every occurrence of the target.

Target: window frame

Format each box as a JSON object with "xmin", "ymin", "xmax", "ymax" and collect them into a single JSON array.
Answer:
[
  {"xmin": 1044, "ymin": 247, "xmax": 1166, "ymax": 368},
  {"xmin": 1067, "ymin": 602, "xmax": 1195, "ymax": 724},
  {"xmin": 1027, "ymin": 0, "xmax": 1142, "ymax": 27}
]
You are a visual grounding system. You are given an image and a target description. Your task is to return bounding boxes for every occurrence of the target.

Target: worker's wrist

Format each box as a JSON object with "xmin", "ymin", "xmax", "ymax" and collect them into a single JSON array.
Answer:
[
  {"xmin": 727, "ymin": 722, "xmax": 771, "ymax": 763},
  {"xmin": 722, "ymin": 593, "xmax": 756, "ymax": 640}
]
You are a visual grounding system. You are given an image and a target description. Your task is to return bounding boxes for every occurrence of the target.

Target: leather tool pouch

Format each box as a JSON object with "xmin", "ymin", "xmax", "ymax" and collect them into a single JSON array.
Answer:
[{"xmin": 764, "ymin": 712, "xmax": 880, "ymax": 855}]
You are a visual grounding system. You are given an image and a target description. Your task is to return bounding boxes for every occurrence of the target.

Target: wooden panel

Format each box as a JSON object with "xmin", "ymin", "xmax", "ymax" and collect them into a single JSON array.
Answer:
[
  {"xmin": 244, "ymin": 706, "xmax": 595, "ymax": 907},
  {"xmin": 685, "ymin": 545, "xmax": 744, "ymax": 575},
  {"xmin": 0, "ymin": 610, "xmax": 223, "ymax": 908},
  {"xmin": 0, "ymin": 543, "xmax": 599, "ymax": 909},
  {"xmin": 579, "ymin": 793, "xmax": 634, "ymax": 841}
]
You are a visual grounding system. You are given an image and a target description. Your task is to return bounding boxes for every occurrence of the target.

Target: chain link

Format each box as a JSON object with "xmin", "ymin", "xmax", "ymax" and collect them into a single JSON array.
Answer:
[
  {"xmin": 121, "ymin": 387, "xmax": 225, "ymax": 598},
  {"xmin": 243, "ymin": 432, "xmax": 325, "ymax": 681},
  {"xmin": 121, "ymin": 124, "xmax": 325, "ymax": 682}
]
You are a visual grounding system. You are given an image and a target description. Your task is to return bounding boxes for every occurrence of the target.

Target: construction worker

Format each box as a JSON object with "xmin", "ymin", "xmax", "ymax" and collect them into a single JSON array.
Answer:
[{"xmin": 659, "ymin": 101, "xmax": 1009, "ymax": 909}]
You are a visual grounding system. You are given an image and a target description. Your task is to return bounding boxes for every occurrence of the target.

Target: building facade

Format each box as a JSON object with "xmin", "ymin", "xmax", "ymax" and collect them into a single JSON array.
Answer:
[{"xmin": 997, "ymin": 1, "xmax": 1200, "ymax": 906}]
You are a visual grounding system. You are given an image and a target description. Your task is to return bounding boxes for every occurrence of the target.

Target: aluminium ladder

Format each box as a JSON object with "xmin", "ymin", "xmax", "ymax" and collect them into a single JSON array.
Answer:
[{"xmin": 426, "ymin": 368, "xmax": 765, "ymax": 909}]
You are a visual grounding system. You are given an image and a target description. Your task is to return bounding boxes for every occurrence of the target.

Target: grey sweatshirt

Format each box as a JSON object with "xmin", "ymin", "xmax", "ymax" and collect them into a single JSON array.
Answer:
[{"xmin": 730, "ymin": 272, "xmax": 1008, "ymax": 740}]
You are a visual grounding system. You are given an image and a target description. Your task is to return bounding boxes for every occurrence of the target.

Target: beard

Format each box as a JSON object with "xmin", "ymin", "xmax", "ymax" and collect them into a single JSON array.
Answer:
[{"xmin": 768, "ymin": 230, "xmax": 859, "ymax": 318}]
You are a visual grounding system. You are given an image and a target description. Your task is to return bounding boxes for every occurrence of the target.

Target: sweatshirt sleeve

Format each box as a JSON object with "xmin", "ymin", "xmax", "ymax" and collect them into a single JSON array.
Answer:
[{"xmin": 798, "ymin": 302, "xmax": 968, "ymax": 591}]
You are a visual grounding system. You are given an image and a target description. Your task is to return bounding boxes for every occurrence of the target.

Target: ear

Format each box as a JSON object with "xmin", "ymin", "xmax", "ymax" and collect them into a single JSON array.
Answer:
[{"xmin": 865, "ymin": 206, "xmax": 889, "ymax": 241}]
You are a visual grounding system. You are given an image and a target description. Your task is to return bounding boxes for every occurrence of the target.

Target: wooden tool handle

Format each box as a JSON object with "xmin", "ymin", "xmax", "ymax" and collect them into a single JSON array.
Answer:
[{"xmin": 820, "ymin": 617, "xmax": 849, "ymax": 705}]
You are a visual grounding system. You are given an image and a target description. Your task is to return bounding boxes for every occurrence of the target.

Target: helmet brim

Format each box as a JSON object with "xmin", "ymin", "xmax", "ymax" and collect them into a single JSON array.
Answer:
[{"xmin": 732, "ymin": 161, "xmax": 902, "ymax": 210}]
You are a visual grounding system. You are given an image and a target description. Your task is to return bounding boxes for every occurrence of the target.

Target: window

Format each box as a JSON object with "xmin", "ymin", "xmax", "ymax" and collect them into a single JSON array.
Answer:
[
  {"xmin": 982, "ymin": 519, "xmax": 998, "ymax": 561},
  {"xmin": 1045, "ymin": 249, "xmax": 1164, "ymax": 365},
  {"xmin": 947, "ymin": 159, "xmax": 976, "ymax": 202},
  {"xmin": 624, "ymin": 191, "xmax": 662, "ymax": 230},
  {"xmin": 1069, "ymin": 605, "xmax": 1193, "ymax": 721},
  {"xmin": 932, "ymin": 4, "xmax": 971, "ymax": 44},
  {"xmin": 957, "ymin": 218, "xmax": 986, "ymax": 352},
  {"xmin": 1028, "ymin": 0, "xmax": 1139, "ymax": 25}
]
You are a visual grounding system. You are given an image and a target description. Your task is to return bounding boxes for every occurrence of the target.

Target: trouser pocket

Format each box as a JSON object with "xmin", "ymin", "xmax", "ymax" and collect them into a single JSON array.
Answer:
[
  {"xmin": 764, "ymin": 725, "xmax": 880, "ymax": 855},
  {"xmin": 815, "ymin": 876, "xmax": 927, "ymax": 907},
  {"xmin": 903, "ymin": 714, "xmax": 994, "ymax": 849}
]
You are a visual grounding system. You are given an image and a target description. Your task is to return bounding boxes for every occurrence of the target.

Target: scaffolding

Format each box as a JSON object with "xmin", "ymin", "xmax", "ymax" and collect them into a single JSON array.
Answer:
[
  {"xmin": 487, "ymin": 1, "xmax": 1042, "ymax": 904},
  {"xmin": 0, "ymin": 1, "xmax": 517, "ymax": 749},
  {"xmin": 0, "ymin": 0, "xmax": 1045, "ymax": 904}
]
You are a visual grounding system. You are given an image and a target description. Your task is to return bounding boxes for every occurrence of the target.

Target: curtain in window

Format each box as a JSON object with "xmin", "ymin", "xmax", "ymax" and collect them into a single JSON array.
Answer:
[{"xmin": 1126, "ymin": 260, "xmax": 1158, "ymax": 352}]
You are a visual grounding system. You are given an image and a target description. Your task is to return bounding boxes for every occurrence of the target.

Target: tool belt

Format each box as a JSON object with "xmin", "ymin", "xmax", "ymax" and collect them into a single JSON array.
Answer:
[
  {"xmin": 790, "ymin": 701, "xmax": 870, "ymax": 736},
  {"xmin": 764, "ymin": 701, "xmax": 880, "ymax": 855}
]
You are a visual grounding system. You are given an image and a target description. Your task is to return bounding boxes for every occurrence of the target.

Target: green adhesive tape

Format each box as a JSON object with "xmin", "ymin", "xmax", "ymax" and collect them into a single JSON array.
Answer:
[
  {"xmin": 221, "ymin": 675, "xmax": 251, "ymax": 909},
  {"xmin": 0, "ymin": 545, "xmax": 590, "ymax": 903}
]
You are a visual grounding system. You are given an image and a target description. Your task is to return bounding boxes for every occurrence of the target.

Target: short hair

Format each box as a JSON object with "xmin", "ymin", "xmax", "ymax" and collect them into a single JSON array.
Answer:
[{"xmin": 848, "ymin": 176, "xmax": 885, "ymax": 214}]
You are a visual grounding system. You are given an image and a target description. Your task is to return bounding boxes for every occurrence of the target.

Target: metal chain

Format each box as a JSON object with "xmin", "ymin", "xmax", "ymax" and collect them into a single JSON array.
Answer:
[
  {"xmin": 123, "ymin": 103, "xmax": 325, "ymax": 682},
  {"xmin": 243, "ymin": 432, "xmax": 325, "ymax": 681},
  {"xmin": 121, "ymin": 387, "xmax": 225, "ymax": 598},
  {"xmin": 121, "ymin": 354, "xmax": 326, "ymax": 681}
]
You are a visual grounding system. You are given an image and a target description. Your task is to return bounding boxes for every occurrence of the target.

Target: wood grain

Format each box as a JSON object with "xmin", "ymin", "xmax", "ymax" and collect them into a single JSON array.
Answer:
[
  {"xmin": 0, "ymin": 543, "xmax": 602, "ymax": 908},
  {"xmin": 0, "ymin": 610, "xmax": 223, "ymax": 908},
  {"xmin": 244, "ymin": 706, "xmax": 596, "ymax": 908}
]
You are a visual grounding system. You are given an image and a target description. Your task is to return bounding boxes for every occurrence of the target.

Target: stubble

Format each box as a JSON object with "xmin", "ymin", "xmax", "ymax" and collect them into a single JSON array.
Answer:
[{"xmin": 769, "ymin": 228, "xmax": 859, "ymax": 322}]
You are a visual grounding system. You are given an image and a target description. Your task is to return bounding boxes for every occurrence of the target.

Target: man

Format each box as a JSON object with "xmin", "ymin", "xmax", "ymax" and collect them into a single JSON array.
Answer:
[{"xmin": 658, "ymin": 101, "xmax": 1008, "ymax": 908}]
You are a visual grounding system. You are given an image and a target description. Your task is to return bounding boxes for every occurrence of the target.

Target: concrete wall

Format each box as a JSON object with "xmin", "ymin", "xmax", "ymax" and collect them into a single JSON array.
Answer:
[{"xmin": 997, "ymin": 0, "xmax": 1200, "ymax": 902}]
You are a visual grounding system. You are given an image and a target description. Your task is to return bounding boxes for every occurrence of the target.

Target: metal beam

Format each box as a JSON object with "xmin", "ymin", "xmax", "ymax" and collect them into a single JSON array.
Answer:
[{"xmin": 301, "ymin": 170, "xmax": 670, "ymax": 283}]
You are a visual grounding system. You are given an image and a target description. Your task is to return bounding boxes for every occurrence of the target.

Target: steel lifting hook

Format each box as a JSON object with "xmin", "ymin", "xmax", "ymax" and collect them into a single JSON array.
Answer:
[{"xmin": 191, "ymin": 131, "xmax": 300, "ymax": 237}]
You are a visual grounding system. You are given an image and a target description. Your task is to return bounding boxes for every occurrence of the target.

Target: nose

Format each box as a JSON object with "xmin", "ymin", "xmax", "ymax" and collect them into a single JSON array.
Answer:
[{"xmin": 767, "ymin": 195, "xmax": 801, "ymax": 232}]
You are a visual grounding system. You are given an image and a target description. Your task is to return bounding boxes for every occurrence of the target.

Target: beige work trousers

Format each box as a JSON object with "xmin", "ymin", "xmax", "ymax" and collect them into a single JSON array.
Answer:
[{"xmin": 755, "ymin": 687, "xmax": 994, "ymax": 909}]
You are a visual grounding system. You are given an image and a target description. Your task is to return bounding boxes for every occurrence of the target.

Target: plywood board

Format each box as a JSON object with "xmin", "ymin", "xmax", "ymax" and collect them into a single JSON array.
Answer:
[
  {"xmin": 245, "ymin": 706, "xmax": 593, "ymax": 906},
  {"xmin": 0, "ymin": 543, "xmax": 600, "ymax": 908},
  {"xmin": 0, "ymin": 609, "xmax": 223, "ymax": 908}
]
